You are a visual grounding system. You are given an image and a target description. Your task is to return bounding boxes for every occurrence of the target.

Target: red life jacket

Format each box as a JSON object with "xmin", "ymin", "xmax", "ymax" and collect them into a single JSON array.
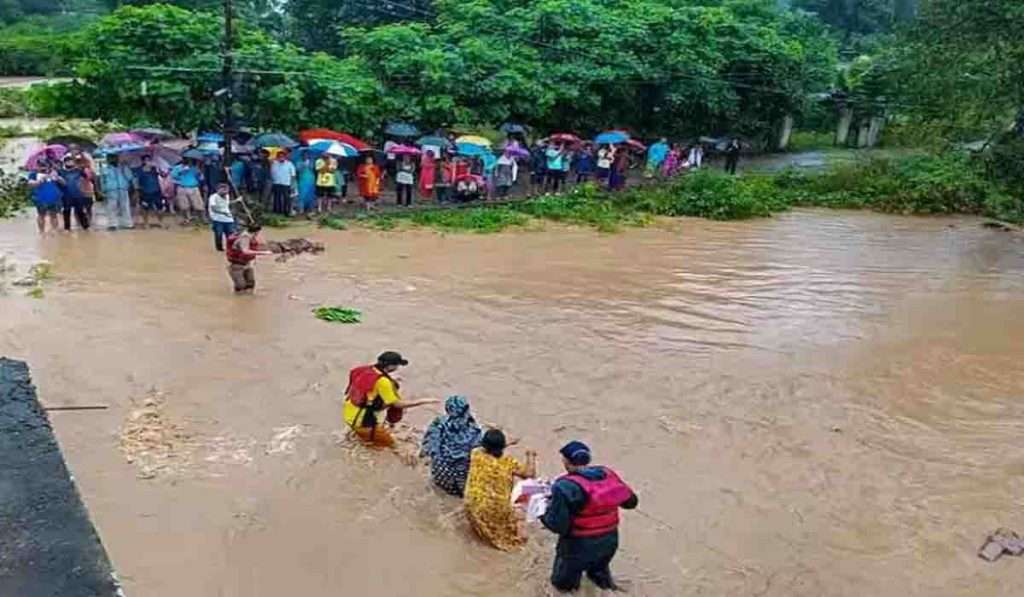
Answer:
[
  {"xmin": 561, "ymin": 467, "xmax": 633, "ymax": 538},
  {"xmin": 225, "ymin": 232, "xmax": 255, "ymax": 265},
  {"xmin": 345, "ymin": 365, "xmax": 383, "ymax": 407}
]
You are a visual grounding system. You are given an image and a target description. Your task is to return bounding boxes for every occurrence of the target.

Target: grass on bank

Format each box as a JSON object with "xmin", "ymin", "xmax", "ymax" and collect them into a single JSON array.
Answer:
[{"xmin": 357, "ymin": 152, "xmax": 1024, "ymax": 234}]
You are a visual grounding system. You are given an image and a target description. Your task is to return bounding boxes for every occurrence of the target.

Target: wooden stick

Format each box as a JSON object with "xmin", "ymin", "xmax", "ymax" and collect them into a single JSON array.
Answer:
[{"xmin": 44, "ymin": 405, "xmax": 109, "ymax": 412}]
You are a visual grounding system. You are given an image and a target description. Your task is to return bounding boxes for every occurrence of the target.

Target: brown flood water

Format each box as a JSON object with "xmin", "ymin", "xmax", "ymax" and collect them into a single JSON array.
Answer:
[{"xmin": 2, "ymin": 209, "xmax": 1024, "ymax": 596}]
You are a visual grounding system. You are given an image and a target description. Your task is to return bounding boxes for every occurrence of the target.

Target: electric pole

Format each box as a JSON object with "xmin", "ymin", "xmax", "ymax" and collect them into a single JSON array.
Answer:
[{"xmin": 222, "ymin": 0, "xmax": 235, "ymax": 184}]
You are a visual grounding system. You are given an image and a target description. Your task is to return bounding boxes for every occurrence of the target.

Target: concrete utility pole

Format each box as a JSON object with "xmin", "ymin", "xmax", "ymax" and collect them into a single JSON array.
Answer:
[{"xmin": 222, "ymin": 0, "xmax": 235, "ymax": 179}]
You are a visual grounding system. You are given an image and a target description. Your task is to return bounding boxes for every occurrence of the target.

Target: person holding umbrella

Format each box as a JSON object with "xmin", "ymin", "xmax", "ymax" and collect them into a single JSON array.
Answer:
[
  {"xmin": 98, "ymin": 154, "xmax": 134, "ymax": 230},
  {"xmin": 356, "ymin": 154, "xmax": 383, "ymax": 208},
  {"xmin": 27, "ymin": 160, "xmax": 63, "ymax": 235},
  {"xmin": 270, "ymin": 150, "xmax": 297, "ymax": 216},
  {"xmin": 58, "ymin": 156, "xmax": 90, "ymax": 231},
  {"xmin": 135, "ymin": 154, "xmax": 165, "ymax": 228},
  {"xmin": 314, "ymin": 154, "xmax": 338, "ymax": 213},
  {"xmin": 724, "ymin": 138, "xmax": 741, "ymax": 175},
  {"xmin": 395, "ymin": 154, "xmax": 416, "ymax": 207}
]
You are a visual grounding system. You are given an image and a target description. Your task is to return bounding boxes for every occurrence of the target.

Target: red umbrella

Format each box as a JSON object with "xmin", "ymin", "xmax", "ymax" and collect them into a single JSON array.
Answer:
[
  {"xmin": 548, "ymin": 133, "xmax": 581, "ymax": 145},
  {"xmin": 298, "ymin": 128, "xmax": 371, "ymax": 151}
]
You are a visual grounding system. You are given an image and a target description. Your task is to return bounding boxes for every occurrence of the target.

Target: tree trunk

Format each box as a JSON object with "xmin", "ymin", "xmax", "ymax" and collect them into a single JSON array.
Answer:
[
  {"xmin": 856, "ymin": 120, "xmax": 871, "ymax": 148},
  {"xmin": 866, "ymin": 116, "xmax": 885, "ymax": 148},
  {"xmin": 835, "ymin": 107, "xmax": 853, "ymax": 146},
  {"xmin": 776, "ymin": 115, "xmax": 794, "ymax": 151}
]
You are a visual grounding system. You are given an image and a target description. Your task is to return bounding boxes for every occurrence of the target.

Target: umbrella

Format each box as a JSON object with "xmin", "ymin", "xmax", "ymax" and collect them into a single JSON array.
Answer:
[
  {"xmin": 499, "ymin": 123, "xmax": 527, "ymax": 134},
  {"xmin": 549, "ymin": 133, "xmax": 581, "ymax": 145},
  {"xmin": 131, "ymin": 128, "xmax": 175, "ymax": 141},
  {"xmin": 624, "ymin": 139, "xmax": 647, "ymax": 152},
  {"xmin": 594, "ymin": 131, "xmax": 629, "ymax": 145},
  {"xmin": 455, "ymin": 135, "xmax": 492, "ymax": 147},
  {"xmin": 455, "ymin": 142, "xmax": 489, "ymax": 157},
  {"xmin": 94, "ymin": 143, "xmax": 147, "ymax": 156},
  {"xmin": 503, "ymin": 145, "xmax": 530, "ymax": 159},
  {"xmin": 24, "ymin": 144, "xmax": 68, "ymax": 170},
  {"xmin": 100, "ymin": 132, "xmax": 143, "ymax": 146},
  {"xmin": 389, "ymin": 144, "xmax": 420, "ymax": 156},
  {"xmin": 298, "ymin": 129, "xmax": 371, "ymax": 151},
  {"xmin": 307, "ymin": 140, "xmax": 359, "ymax": 158},
  {"xmin": 197, "ymin": 132, "xmax": 224, "ymax": 143},
  {"xmin": 181, "ymin": 148, "xmax": 207, "ymax": 160},
  {"xmin": 384, "ymin": 122, "xmax": 420, "ymax": 137},
  {"xmin": 415, "ymin": 135, "xmax": 448, "ymax": 148},
  {"xmin": 252, "ymin": 132, "xmax": 298, "ymax": 148},
  {"xmin": 45, "ymin": 136, "xmax": 97, "ymax": 153}
]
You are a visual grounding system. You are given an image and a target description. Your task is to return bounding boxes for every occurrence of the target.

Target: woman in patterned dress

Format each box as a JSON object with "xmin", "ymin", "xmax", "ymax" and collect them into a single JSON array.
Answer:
[
  {"xmin": 464, "ymin": 429, "xmax": 537, "ymax": 551},
  {"xmin": 420, "ymin": 396, "xmax": 483, "ymax": 496}
]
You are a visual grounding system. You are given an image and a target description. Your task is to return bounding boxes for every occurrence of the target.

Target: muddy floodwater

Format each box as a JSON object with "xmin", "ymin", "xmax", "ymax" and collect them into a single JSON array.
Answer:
[{"xmin": 1, "ymin": 209, "xmax": 1023, "ymax": 596}]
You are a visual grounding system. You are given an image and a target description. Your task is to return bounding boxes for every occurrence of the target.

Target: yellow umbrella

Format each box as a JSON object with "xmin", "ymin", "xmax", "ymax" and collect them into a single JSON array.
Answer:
[{"xmin": 455, "ymin": 135, "xmax": 492, "ymax": 147}]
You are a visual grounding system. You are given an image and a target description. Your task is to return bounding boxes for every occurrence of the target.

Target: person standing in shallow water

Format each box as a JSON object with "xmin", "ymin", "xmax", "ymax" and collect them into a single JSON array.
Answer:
[
  {"xmin": 225, "ymin": 222, "xmax": 272, "ymax": 293},
  {"xmin": 541, "ymin": 441, "xmax": 638, "ymax": 593}
]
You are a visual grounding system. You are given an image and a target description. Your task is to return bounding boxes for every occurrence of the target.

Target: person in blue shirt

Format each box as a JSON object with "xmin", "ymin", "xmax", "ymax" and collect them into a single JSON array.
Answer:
[
  {"xmin": 134, "ymin": 155, "xmax": 165, "ymax": 228},
  {"xmin": 544, "ymin": 145, "xmax": 567, "ymax": 193},
  {"xmin": 58, "ymin": 157, "xmax": 90, "ymax": 231},
  {"xmin": 646, "ymin": 137, "xmax": 669, "ymax": 178},
  {"xmin": 573, "ymin": 145, "xmax": 596, "ymax": 183},
  {"xmin": 99, "ymin": 155, "xmax": 134, "ymax": 230},
  {"xmin": 170, "ymin": 159, "xmax": 206, "ymax": 224},
  {"xmin": 27, "ymin": 161, "xmax": 63, "ymax": 234}
]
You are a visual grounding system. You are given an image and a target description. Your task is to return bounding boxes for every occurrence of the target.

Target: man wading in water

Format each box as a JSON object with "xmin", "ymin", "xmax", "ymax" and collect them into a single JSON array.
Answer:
[
  {"xmin": 541, "ymin": 441, "xmax": 638, "ymax": 593},
  {"xmin": 343, "ymin": 352, "xmax": 437, "ymax": 448},
  {"xmin": 225, "ymin": 223, "xmax": 272, "ymax": 294}
]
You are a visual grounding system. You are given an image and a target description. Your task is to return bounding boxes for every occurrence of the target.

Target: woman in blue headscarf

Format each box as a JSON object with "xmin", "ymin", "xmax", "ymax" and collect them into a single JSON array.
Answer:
[{"xmin": 420, "ymin": 396, "xmax": 483, "ymax": 496}]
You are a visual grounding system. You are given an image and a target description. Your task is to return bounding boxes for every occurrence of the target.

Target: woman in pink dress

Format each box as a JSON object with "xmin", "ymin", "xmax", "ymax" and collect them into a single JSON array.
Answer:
[{"xmin": 419, "ymin": 150, "xmax": 436, "ymax": 199}]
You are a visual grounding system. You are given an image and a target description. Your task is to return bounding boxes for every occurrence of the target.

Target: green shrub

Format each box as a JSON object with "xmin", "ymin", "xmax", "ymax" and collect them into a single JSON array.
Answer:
[
  {"xmin": 0, "ymin": 169, "xmax": 30, "ymax": 218},
  {"xmin": 409, "ymin": 207, "xmax": 528, "ymax": 233}
]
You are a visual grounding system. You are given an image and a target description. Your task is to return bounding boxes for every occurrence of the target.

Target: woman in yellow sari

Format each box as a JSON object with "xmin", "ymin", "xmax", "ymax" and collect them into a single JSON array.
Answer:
[{"xmin": 464, "ymin": 429, "xmax": 537, "ymax": 551}]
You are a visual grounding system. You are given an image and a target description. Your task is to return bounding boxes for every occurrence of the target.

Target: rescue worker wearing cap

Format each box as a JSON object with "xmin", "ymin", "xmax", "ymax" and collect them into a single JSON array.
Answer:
[
  {"xmin": 541, "ymin": 441, "xmax": 638, "ymax": 592},
  {"xmin": 343, "ymin": 351, "xmax": 438, "ymax": 448}
]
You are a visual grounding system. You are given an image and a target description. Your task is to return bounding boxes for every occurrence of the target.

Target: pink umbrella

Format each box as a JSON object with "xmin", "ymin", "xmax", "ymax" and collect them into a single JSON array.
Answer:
[
  {"xmin": 23, "ymin": 144, "xmax": 68, "ymax": 170},
  {"xmin": 390, "ymin": 144, "xmax": 421, "ymax": 156},
  {"xmin": 100, "ymin": 132, "xmax": 143, "ymax": 146}
]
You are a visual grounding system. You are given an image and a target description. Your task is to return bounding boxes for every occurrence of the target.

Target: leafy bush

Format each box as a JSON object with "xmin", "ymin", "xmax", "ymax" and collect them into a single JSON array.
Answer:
[
  {"xmin": 0, "ymin": 169, "xmax": 30, "ymax": 218},
  {"xmin": 408, "ymin": 207, "xmax": 529, "ymax": 233}
]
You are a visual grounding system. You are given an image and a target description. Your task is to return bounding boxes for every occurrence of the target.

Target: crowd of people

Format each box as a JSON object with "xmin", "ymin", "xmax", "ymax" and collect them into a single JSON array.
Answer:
[{"xmin": 346, "ymin": 352, "xmax": 640, "ymax": 593}]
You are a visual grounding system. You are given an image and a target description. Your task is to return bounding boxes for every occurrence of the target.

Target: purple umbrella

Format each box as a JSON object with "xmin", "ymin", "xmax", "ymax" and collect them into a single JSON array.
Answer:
[
  {"xmin": 100, "ymin": 132, "xmax": 144, "ymax": 146},
  {"xmin": 503, "ymin": 144, "xmax": 530, "ymax": 159},
  {"xmin": 390, "ymin": 144, "xmax": 421, "ymax": 156},
  {"xmin": 24, "ymin": 144, "xmax": 68, "ymax": 170}
]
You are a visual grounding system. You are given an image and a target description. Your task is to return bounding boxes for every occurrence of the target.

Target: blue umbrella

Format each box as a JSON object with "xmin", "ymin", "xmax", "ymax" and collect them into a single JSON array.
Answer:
[
  {"xmin": 416, "ymin": 135, "xmax": 448, "ymax": 147},
  {"xmin": 385, "ymin": 122, "xmax": 420, "ymax": 137},
  {"xmin": 500, "ymin": 123, "xmax": 527, "ymax": 134},
  {"xmin": 252, "ymin": 132, "xmax": 298, "ymax": 148},
  {"xmin": 94, "ymin": 143, "xmax": 147, "ymax": 156},
  {"xmin": 181, "ymin": 148, "xmax": 207, "ymax": 160},
  {"xmin": 594, "ymin": 131, "xmax": 629, "ymax": 144},
  {"xmin": 197, "ymin": 132, "xmax": 223, "ymax": 143},
  {"xmin": 307, "ymin": 140, "xmax": 359, "ymax": 157},
  {"xmin": 456, "ymin": 142, "xmax": 488, "ymax": 157}
]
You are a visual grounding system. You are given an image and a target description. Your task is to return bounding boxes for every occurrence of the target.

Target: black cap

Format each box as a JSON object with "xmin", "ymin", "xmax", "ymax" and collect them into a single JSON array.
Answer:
[{"xmin": 377, "ymin": 351, "xmax": 408, "ymax": 367}]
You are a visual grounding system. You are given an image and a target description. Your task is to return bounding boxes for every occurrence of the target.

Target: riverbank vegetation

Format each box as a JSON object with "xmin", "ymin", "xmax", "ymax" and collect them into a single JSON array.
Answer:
[{"xmin": 361, "ymin": 153, "xmax": 1022, "ymax": 234}]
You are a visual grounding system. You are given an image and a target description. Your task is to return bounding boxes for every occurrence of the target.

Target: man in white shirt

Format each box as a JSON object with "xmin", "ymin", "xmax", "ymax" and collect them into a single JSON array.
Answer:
[
  {"xmin": 208, "ymin": 183, "xmax": 236, "ymax": 252},
  {"xmin": 269, "ymin": 152, "xmax": 297, "ymax": 215}
]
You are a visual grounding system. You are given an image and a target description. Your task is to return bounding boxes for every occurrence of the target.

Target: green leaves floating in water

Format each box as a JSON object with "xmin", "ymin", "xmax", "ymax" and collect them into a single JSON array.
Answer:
[{"xmin": 313, "ymin": 306, "xmax": 362, "ymax": 324}]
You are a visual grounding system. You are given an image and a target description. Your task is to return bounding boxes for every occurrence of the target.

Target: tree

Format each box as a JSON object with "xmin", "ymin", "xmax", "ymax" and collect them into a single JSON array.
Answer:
[{"xmin": 49, "ymin": 5, "xmax": 383, "ymax": 133}]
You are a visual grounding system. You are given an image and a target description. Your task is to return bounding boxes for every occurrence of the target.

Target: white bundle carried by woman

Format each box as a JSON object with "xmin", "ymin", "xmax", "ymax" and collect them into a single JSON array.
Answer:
[{"xmin": 511, "ymin": 478, "xmax": 551, "ymax": 523}]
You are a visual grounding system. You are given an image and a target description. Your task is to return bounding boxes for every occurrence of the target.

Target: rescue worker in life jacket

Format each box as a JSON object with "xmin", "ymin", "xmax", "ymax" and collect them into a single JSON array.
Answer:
[
  {"xmin": 226, "ymin": 222, "xmax": 273, "ymax": 293},
  {"xmin": 541, "ymin": 441, "xmax": 638, "ymax": 592},
  {"xmin": 343, "ymin": 351, "xmax": 438, "ymax": 448}
]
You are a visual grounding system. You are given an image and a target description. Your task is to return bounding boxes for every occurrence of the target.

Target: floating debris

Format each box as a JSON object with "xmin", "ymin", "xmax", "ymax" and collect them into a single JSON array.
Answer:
[
  {"xmin": 118, "ymin": 391, "xmax": 192, "ymax": 479},
  {"xmin": 313, "ymin": 306, "xmax": 362, "ymax": 324},
  {"xmin": 980, "ymin": 528, "xmax": 1024, "ymax": 562},
  {"xmin": 266, "ymin": 238, "xmax": 325, "ymax": 262}
]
